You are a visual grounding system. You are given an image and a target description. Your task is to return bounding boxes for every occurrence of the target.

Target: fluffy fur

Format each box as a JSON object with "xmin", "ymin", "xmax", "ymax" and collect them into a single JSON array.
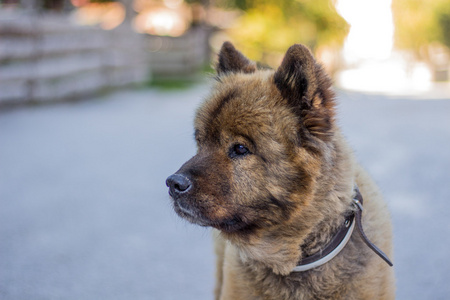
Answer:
[{"xmin": 167, "ymin": 42, "xmax": 395, "ymax": 299}]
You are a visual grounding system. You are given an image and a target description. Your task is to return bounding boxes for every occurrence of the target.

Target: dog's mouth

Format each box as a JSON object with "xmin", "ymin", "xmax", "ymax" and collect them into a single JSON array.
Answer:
[
  {"xmin": 172, "ymin": 197, "xmax": 253, "ymax": 233},
  {"xmin": 173, "ymin": 199, "xmax": 208, "ymax": 224}
]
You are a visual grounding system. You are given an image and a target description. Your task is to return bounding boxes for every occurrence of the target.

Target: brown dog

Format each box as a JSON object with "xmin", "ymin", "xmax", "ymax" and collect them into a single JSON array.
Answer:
[{"xmin": 166, "ymin": 42, "xmax": 395, "ymax": 299}]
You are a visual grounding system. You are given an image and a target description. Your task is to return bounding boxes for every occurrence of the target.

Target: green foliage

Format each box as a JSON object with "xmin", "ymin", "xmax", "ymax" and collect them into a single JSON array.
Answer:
[
  {"xmin": 392, "ymin": 0, "xmax": 450, "ymax": 53},
  {"xmin": 437, "ymin": 2, "xmax": 450, "ymax": 48},
  {"xmin": 214, "ymin": 0, "xmax": 349, "ymax": 65},
  {"xmin": 147, "ymin": 64, "xmax": 214, "ymax": 90},
  {"xmin": 147, "ymin": 78, "xmax": 198, "ymax": 90}
]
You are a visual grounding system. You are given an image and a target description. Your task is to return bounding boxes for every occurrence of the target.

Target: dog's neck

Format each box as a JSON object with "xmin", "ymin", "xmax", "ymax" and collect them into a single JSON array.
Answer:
[
  {"xmin": 230, "ymin": 184, "xmax": 393, "ymax": 276},
  {"xmin": 229, "ymin": 184, "xmax": 356, "ymax": 276},
  {"xmin": 293, "ymin": 189, "xmax": 359, "ymax": 272}
]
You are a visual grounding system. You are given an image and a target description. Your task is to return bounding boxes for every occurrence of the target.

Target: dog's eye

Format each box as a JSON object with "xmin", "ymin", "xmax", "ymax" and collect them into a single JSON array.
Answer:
[{"xmin": 230, "ymin": 144, "xmax": 250, "ymax": 158}]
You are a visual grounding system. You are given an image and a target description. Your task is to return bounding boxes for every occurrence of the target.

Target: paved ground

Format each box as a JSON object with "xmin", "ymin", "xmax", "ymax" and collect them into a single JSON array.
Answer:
[{"xmin": 1, "ymin": 83, "xmax": 449, "ymax": 299}]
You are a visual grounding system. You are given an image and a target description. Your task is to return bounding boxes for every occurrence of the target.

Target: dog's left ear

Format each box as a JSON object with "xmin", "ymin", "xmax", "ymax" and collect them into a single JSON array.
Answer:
[
  {"xmin": 274, "ymin": 44, "xmax": 335, "ymax": 141},
  {"xmin": 216, "ymin": 42, "xmax": 256, "ymax": 75}
]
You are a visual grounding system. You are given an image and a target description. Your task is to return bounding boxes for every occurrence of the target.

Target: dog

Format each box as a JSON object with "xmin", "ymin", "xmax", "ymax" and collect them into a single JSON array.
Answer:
[{"xmin": 166, "ymin": 42, "xmax": 395, "ymax": 299}]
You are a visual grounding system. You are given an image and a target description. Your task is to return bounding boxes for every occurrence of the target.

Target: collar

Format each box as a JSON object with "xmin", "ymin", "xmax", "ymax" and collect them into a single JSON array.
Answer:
[{"xmin": 292, "ymin": 186, "xmax": 393, "ymax": 272}]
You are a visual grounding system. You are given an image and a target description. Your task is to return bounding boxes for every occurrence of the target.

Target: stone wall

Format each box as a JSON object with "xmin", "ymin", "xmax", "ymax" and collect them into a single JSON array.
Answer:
[{"xmin": 0, "ymin": 12, "xmax": 151, "ymax": 106}]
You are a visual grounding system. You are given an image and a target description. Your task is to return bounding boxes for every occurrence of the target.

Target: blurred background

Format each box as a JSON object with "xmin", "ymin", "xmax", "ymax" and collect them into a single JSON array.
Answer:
[{"xmin": 0, "ymin": 0, "xmax": 449, "ymax": 299}]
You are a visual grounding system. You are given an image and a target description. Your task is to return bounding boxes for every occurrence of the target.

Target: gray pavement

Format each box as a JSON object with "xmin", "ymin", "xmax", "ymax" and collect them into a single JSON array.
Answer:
[{"xmin": 0, "ymin": 83, "xmax": 449, "ymax": 299}]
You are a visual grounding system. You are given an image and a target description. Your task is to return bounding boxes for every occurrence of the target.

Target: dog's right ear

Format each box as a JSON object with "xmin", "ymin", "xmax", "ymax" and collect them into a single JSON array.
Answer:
[{"xmin": 216, "ymin": 42, "xmax": 256, "ymax": 75}]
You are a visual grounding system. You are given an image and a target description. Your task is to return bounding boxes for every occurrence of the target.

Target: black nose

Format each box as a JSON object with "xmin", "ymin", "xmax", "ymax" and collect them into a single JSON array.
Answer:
[{"xmin": 166, "ymin": 174, "xmax": 192, "ymax": 196}]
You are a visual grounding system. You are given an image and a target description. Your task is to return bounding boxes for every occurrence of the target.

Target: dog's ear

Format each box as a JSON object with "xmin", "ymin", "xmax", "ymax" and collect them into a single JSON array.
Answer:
[
  {"xmin": 216, "ymin": 42, "xmax": 256, "ymax": 75},
  {"xmin": 274, "ymin": 44, "xmax": 335, "ymax": 141}
]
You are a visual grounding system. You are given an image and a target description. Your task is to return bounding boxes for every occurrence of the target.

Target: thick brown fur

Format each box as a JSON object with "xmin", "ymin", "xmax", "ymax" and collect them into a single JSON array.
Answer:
[{"xmin": 167, "ymin": 42, "xmax": 395, "ymax": 299}]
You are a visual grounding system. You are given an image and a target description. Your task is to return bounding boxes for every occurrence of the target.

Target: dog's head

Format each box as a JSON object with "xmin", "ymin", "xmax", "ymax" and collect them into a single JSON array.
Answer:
[{"xmin": 166, "ymin": 42, "xmax": 338, "ymax": 238}]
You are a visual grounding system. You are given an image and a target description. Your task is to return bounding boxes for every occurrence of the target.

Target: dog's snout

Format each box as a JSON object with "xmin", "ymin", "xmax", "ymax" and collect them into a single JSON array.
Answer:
[{"xmin": 166, "ymin": 174, "xmax": 192, "ymax": 196}]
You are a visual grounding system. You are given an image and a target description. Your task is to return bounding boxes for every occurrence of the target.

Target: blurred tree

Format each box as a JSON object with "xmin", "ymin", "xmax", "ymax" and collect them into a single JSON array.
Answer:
[
  {"xmin": 189, "ymin": 0, "xmax": 348, "ymax": 66},
  {"xmin": 438, "ymin": 2, "xmax": 450, "ymax": 49},
  {"xmin": 392, "ymin": 0, "xmax": 450, "ymax": 56}
]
